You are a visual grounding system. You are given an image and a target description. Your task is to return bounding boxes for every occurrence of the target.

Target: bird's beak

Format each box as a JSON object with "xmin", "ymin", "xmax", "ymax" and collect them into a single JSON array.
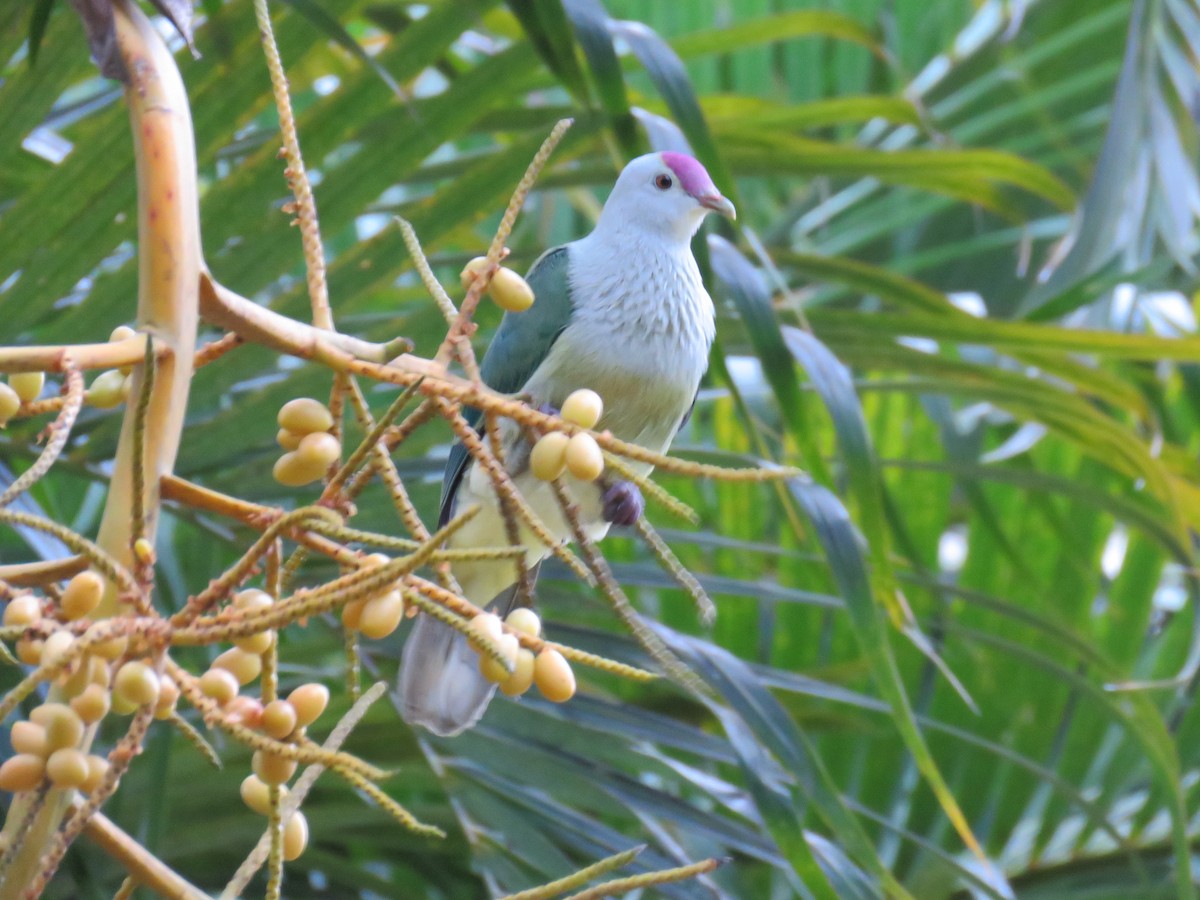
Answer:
[{"xmin": 696, "ymin": 192, "xmax": 736, "ymax": 220}]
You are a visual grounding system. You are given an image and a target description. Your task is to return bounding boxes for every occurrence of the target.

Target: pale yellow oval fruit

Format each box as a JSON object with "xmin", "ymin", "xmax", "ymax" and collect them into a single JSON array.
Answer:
[
  {"xmin": 296, "ymin": 431, "xmax": 340, "ymax": 468},
  {"xmin": 87, "ymin": 655, "xmax": 112, "ymax": 687},
  {"xmin": 459, "ymin": 256, "xmax": 490, "ymax": 291},
  {"xmin": 71, "ymin": 683, "xmax": 111, "ymax": 725},
  {"xmin": 561, "ymin": 389, "xmax": 603, "ymax": 429},
  {"xmin": 341, "ymin": 598, "xmax": 365, "ymax": 630},
  {"xmin": 534, "ymin": 648, "xmax": 576, "ymax": 702},
  {"xmin": 109, "ymin": 690, "xmax": 138, "ymax": 716},
  {"xmin": 530, "ymin": 432, "xmax": 569, "ymax": 481},
  {"xmin": 110, "ymin": 325, "xmax": 138, "ymax": 375},
  {"xmin": 81, "ymin": 755, "xmax": 109, "ymax": 793},
  {"xmin": 0, "ymin": 754, "xmax": 45, "ymax": 792},
  {"xmin": 199, "ymin": 667, "xmax": 239, "ymax": 706},
  {"xmin": 0, "ymin": 383, "xmax": 20, "ymax": 425},
  {"xmin": 91, "ymin": 635, "xmax": 128, "ymax": 661},
  {"xmin": 288, "ymin": 683, "xmax": 329, "ymax": 727},
  {"xmin": 36, "ymin": 703, "xmax": 84, "ymax": 751},
  {"xmin": 240, "ymin": 775, "xmax": 288, "ymax": 816},
  {"xmin": 479, "ymin": 633, "xmax": 519, "ymax": 684},
  {"xmin": 276, "ymin": 428, "xmax": 302, "ymax": 450},
  {"xmin": 358, "ymin": 591, "xmax": 405, "ymax": 640},
  {"xmin": 252, "ymin": 750, "xmax": 297, "ymax": 786},
  {"xmin": 504, "ymin": 607, "xmax": 541, "ymax": 638},
  {"xmin": 16, "ymin": 639, "xmax": 42, "ymax": 666},
  {"xmin": 565, "ymin": 433, "xmax": 604, "ymax": 482},
  {"xmin": 283, "ymin": 811, "xmax": 309, "ymax": 861},
  {"xmin": 88, "ymin": 370, "xmax": 127, "ymax": 409},
  {"xmin": 272, "ymin": 451, "xmax": 325, "ymax": 487},
  {"xmin": 260, "ymin": 700, "xmax": 298, "ymax": 740},
  {"xmin": 499, "ymin": 648, "xmax": 536, "ymax": 697},
  {"xmin": 61, "ymin": 570, "xmax": 104, "ymax": 620},
  {"xmin": 360, "ymin": 552, "xmax": 389, "ymax": 568},
  {"xmin": 133, "ymin": 537, "xmax": 154, "ymax": 565},
  {"xmin": 40, "ymin": 630, "xmax": 75, "ymax": 671},
  {"xmin": 489, "ymin": 267, "xmax": 535, "ymax": 312},
  {"xmin": 214, "ymin": 647, "xmax": 262, "ymax": 686},
  {"xmin": 467, "ymin": 612, "xmax": 503, "ymax": 650},
  {"xmin": 9, "ymin": 372, "xmax": 44, "ymax": 403},
  {"xmin": 11, "ymin": 721, "xmax": 47, "ymax": 758},
  {"xmin": 277, "ymin": 397, "xmax": 333, "ymax": 435},
  {"xmin": 235, "ymin": 588, "xmax": 274, "ymax": 611},
  {"xmin": 234, "ymin": 627, "xmax": 275, "ymax": 655},
  {"xmin": 154, "ymin": 676, "xmax": 180, "ymax": 720},
  {"xmin": 46, "ymin": 748, "xmax": 89, "ymax": 789},
  {"xmin": 114, "ymin": 661, "xmax": 160, "ymax": 708},
  {"xmin": 4, "ymin": 594, "xmax": 40, "ymax": 627}
]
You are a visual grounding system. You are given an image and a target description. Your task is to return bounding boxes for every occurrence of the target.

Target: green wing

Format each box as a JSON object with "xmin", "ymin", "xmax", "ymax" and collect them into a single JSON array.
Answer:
[{"xmin": 438, "ymin": 246, "xmax": 573, "ymax": 526}]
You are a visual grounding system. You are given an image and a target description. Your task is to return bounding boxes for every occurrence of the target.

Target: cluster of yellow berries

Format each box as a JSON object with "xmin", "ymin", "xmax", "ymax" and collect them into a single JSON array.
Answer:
[
  {"xmin": 460, "ymin": 256, "xmax": 535, "ymax": 313},
  {"xmin": 89, "ymin": 325, "xmax": 139, "ymax": 409},
  {"xmin": 467, "ymin": 608, "xmax": 576, "ymax": 702},
  {"xmin": 341, "ymin": 553, "xmax": 407, "ymax": 640},
  {"xmin": 530, "ymin": 389, "xmax": 604, "ymax": 483},
  {"xmin": 0, "ymin": 370, "xmax": 45, "ymax": 425},
  {"xmin": 272, "ymin": 397, "xmax": 341, "ymax": 486},
  {"xmin": 0, "ymin": 572, "xmax": 166, "ymax": 797}
]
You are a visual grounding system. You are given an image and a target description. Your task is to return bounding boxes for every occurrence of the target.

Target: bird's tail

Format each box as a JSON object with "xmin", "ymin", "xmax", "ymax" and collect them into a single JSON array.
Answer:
[{"xmin": 397, "ymin": 576, "xmax": 529, "ymax": 737}]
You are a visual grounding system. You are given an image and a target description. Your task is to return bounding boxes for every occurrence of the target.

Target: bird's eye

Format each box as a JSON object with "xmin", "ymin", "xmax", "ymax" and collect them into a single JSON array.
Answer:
[{"xmin": 654, "ymin": 174, "xmax": 673, "ymax": 190}]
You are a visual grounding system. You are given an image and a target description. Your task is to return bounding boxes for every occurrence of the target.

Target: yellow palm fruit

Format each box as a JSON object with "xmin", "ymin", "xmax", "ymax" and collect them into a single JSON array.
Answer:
[
  {"xmin": 0, "ymin": 383, "xmax": 20, "ymax": 425},
  {"xmin": 70, "ymin": 683, "xmax": 111, "ymax": 725},
  {"xmin": 199, "ymin": 667, "xmax": 239, "ymax": 706},
  {"xmin": 9, "ymin": 372, "xmax": 44, "ymax": 403},
  {"xmin": 479, "ymin": 634, "xmax": 519, "ymax": 684},
  {"xmin": 240, "ymin": 774, "xmax": 288, "ymax": 816},
  {"xmin": 252, "ymin": 750, "xmax": 297, "ymax": 786},
  {"xmin": 530, "ymin": 432, "xmax": 570, "ymax": 481},
  {"xmin": 61, "ymin": 570, "xmax": 104, "ymax": 620},
  {"xmin": 81, "ymin": 755, "xmax": 109, "ymax": 793},
  {"xmin": 489, "ymin": 267, "xmax": 535, "ymax": 312},
  {"xmin": 296, "ymin": 431, "xmax": 340, "ymax": 468},
  {"xmin": 260, "ymin": 700, "xmax": 298, "ymax": 740},
  {"xmin": 288, "ymin": 683, "xmax": 329, "ymax": 727},
  {"xmin": 0, "ymin": 755, "xmax": 45, "ymax": 792},
  {"xmin": 4, "ymin": 593, "xmax": 40, "ymax": 626},
  {"xmin": 283, "ymin": 811, "xmax": 309, "ymax": 861},
  {"xmin": 499, "ymin": 648, "xmax": 536, "ymax": 697},
  {"xmin": 460, "ymin": 256, "xmax": 490, "ymax": 290},
  {"xmin": 214, "ymin": 647, "xmax": 262, "ymax": 686},
  {"xmin": 272, "ymin": 451, "xmax": 325, "ymax": 487},
  {"xmin": 40, "ymin": 630, "xmax": 75, "ymax": 671},
  {"xmin": 504, "ymin": 607, "xmax": 541, "ymax": 637},
  {"xmin": 358, "ymin": 591, "xmax": 405, "ymax": 639},
  {"xmin": 114, "ymin": 661, "xmax": 160, "ymax": 708},
  {"xmin": 561, "ymin": 389, "xmax": 603, "ymax": 429},
  {"xmin": 10, "ymin": 721, "xmax": 47, "ymax": 757},
  {"xmin": 565, "ymin": 433, "xmax": 604, "ymax": 481},
  {"xmin": 46, "ymin": 748, "xmax": 89, "ymax": 789},
  {"xmin": 277, "ymin": 397, "xmax": 333, "ymax": 435},
  {"xmin": 88, "ymin": 370, "xmax": 127, "ymax": 408},
  {"xmin": 276, "ymin": 428, "xmax": 302, "ymax": 450},
  {"xmin": 34, "ymin": 703, "xmax": 85, "ymax": 751},
  {"xmin": 534, "ymin": 648, "xmax": 576, "ymax": 703}
]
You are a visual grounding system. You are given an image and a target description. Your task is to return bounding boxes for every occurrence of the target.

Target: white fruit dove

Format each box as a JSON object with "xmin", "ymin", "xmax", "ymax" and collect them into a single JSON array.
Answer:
[{"xmin": 398, "ymin": 151, "xmax": 735, "ymax": 736}]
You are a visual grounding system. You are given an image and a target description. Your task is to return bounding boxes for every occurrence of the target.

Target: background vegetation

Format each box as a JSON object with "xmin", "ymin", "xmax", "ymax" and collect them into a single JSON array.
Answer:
[{"xmin": 3, "ymin": 0, "xmax": 1200, "ymax": 896}]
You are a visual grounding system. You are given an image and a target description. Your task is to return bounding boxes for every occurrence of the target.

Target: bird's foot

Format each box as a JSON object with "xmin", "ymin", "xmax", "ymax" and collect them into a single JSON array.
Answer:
[
  {"xmin": 602, "ymin": 481, "xmax": 644, "ymax": 527},
  {"xmin": 536, "ymin": 401, "xmax": 560, "ymax": 417}
]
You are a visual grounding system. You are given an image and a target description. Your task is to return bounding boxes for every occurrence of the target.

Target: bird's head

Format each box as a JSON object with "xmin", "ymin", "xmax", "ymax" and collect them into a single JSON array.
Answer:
[{"xmin": 597, "ymin": 151, "xmax": 736, "ymax": 243}]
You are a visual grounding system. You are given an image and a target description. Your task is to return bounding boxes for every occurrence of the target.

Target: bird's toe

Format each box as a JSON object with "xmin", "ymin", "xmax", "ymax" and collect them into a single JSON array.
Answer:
[{"xmin": 602, "ymin": 481, "xmax": 644, "ymax": 526}]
